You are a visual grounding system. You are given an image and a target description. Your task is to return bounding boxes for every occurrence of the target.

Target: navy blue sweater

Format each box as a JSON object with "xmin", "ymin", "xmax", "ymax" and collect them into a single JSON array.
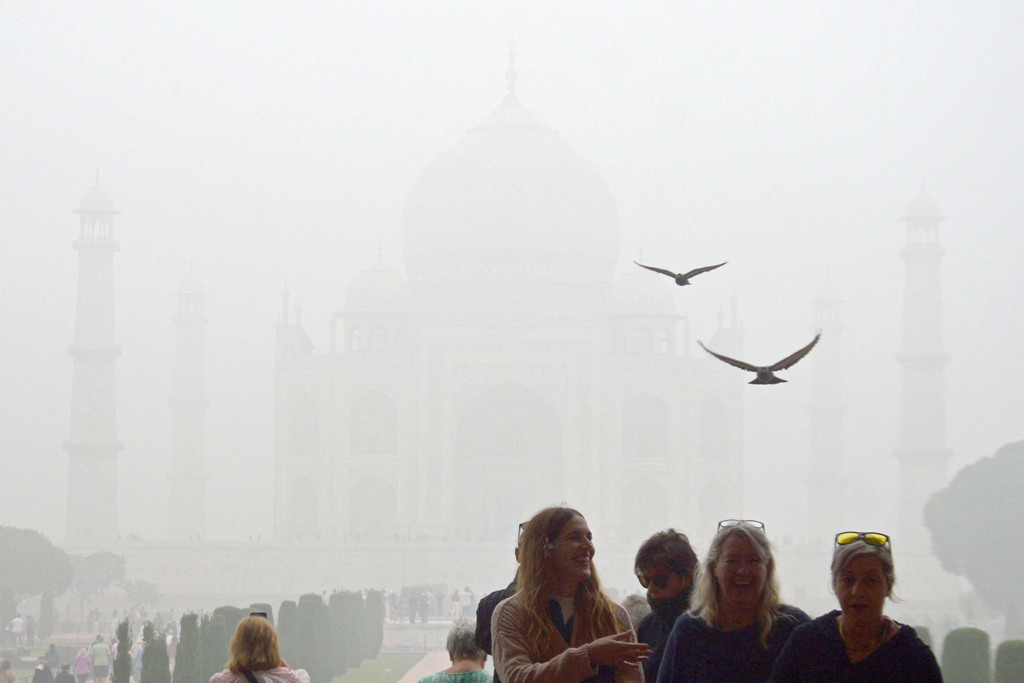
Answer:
[
  {"xmin": 768, "ymin": 610, "xmax": 942, "ymax": 683},
  {"xmin": 655, "ymin": 605, "xmax": 810, "ymax": 683}
]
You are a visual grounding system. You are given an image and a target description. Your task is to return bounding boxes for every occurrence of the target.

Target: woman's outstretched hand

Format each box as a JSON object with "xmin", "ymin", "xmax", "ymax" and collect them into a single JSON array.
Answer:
[{"xmin": 586, "ymin": 632, "xmax": 652, "ymax": 667}]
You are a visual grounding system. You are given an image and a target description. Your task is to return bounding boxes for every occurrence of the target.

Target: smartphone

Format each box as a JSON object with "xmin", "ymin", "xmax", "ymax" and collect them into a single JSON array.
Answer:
[{"xmin": 250, "ymin": 612, "xmax": 268, "ymax": 619}]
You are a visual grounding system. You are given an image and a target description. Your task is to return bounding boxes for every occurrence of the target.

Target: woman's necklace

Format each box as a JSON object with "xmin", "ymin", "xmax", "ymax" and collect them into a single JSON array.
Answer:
[{"xmin": 839, "ymin": 614, "xmax": 889, "ymax": 654}]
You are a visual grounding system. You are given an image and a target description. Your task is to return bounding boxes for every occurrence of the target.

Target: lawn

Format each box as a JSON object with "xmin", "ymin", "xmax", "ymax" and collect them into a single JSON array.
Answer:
[{"xmin": 331, "ymin": 652, "xmax": 426, "ymax": 683}]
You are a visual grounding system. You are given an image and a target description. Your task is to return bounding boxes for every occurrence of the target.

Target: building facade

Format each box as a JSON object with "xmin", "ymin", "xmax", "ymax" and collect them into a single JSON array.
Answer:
[{"xmin": 272, "ymin": 88, "xmax": 745, "ymax": 551}]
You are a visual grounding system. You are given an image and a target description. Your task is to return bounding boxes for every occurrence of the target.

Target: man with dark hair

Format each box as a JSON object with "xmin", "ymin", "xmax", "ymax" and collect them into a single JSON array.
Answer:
[
  {"xmin": 474, "ymin": 525, "xmax": 523, "ymax": 683},
  {"xmin": 54, "ymin": 663, "xmax": 75, "ymax": 683},
  {"xmin": 634, "ymin": 528, "xmax": 699, "ymax": 682}
]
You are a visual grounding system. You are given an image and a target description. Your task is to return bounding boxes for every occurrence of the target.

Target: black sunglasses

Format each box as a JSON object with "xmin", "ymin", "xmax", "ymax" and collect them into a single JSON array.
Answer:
[{"xmin": 636, "ymin": 572, "xmax": 674, "ymax": 590}]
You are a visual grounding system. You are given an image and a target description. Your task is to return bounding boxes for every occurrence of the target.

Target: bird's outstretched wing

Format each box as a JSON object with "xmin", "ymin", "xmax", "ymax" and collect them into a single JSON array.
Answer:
[
  {"xmin": 682, "ymin": 261, "xmax": 728, "ymax": 280},
  {"xmin": 634, "ymin": 261, "xmax": 678, "ymax": 278},
  {"xmin": 770, "ymin": 332, "xmax": 822, "ymax": 371},
  {"xmin": 698, "ymin": 340, "xmax": 759, "ymax": 372}
]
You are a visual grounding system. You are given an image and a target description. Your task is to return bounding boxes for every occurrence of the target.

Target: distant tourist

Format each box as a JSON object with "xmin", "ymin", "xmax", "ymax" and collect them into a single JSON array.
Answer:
[
  {"xmin": 72, "ymin": 649, "xmax": 92, "ymax": 683},
  {"xmin": 633, "ymin": 529, "xmax": 698, "ymax": 683},
  {"xmin": 656, "ymin": 520, "xmax": 809, "ymax": 683},
  {"xmin": 9, "ymin": 614, "xmax": 24, "ymax": 646},
  {"xmin": 618, "ymin": 595, "xmax": 650, "ymax": 634},
  {"xmin": 54, "ymin": 664, "xmax": 75, "ymax": 683},
  {"xmin": 45, "ymin": 644, "xmax": 61, "ymax": 672},
  {"xmin": 208, "ymin": 616, "xmax": 309, "ymax": 683},
  {"xmin": 492, "ymin": 506, "xmax": 649, "ymax": 683},
  {"xmin": 88, "ymin": 635, "xmax": 110, "ymax": 683},
  {"xmin": 769, "ymin": 531, "xmax": 942, "ymax": 682},
  {"xmin": 2, "ymin": 660, "xmax": 17, "ymax": 683},
  {"xmin": 32, "ymin": 658, "xmax": 54, "ymax": 683},
  {"xmin": 416, "ymin": 618, "xmax": 490, "ymax": 683}
]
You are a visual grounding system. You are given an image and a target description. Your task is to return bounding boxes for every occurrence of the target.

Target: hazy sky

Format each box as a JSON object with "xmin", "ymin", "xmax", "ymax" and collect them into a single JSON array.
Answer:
[{"xmin": 2, "ymin": 1, "xmax": 1022, "ymax": 545}]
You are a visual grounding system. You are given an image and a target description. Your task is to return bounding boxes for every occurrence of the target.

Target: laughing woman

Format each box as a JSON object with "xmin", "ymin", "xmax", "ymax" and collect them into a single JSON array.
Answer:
[
  {"xmin": 492, "ymin": 506, "xmax": 650, "ymax": 683},
  {"xmin": 656, "ymin": 520, "xmax": 809, "ymax": 683},
  {"xmin": 768, "ymin": 532, "xmax": 941, "ymax": 682}
]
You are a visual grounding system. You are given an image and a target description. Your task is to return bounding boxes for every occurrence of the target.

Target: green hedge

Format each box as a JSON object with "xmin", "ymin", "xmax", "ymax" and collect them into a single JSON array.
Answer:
[
  {"xmin": 996, "ymin": 640, "xmax": 1024, "ymax": 683},
  {"xmin": 942, "ymin": 627, "xmax": 991, "ymax": 683},
  {"xmin": 141, "ymin": 622, "xmax": 171, "ymax": 683},
  {"xmin": 172, "ymin": 615, "xmax": 201, "ymax": 683},
  {"xmin": 363, "ymin": 591, "xmax": 384, "ymax": 660},
  {"xmin": 199, "ymin": 614, "xmax": 229, "ymax": 683},
  {"xmin": 111, "ymin": 619, "xmax": 131, "ymax": 683}
]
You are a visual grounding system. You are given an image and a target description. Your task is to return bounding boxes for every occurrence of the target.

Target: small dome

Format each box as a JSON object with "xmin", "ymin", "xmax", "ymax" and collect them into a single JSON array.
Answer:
[
  {"xmin": 613, "ymin": 266, "xmax": 676, "ymax": 315},
  {"xmin": 76, "ymin": 181, "xmax": 118, "ymax": 214},
  {"xmin": 902, "ymin": 185, "xmax": 944, "ymax": 221},
  {"xmin": 344, "ymin": 259, "xmax": 412, "ymax": 313}
]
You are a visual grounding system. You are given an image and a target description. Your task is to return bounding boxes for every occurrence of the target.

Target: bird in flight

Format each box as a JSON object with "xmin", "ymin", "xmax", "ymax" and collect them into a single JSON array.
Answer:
[
  {"xmin": 634, "ymin": 260, "xmax": 727, "ymax": 286},
  {"xmin": 698, "ymin": 332, "xmax": 821, "ymax": 384}
]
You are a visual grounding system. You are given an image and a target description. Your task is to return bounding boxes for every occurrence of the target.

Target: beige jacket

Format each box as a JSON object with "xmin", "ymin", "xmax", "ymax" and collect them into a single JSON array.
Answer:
[{"xmin": 492, "ymin": 597, "xmax": 643, "ymax": 683}]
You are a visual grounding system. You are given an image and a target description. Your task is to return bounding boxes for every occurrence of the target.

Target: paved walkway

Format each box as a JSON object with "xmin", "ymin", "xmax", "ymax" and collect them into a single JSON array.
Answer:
[{"xmin": 396, "ymin": 650, "xmax": 452, "ymax": 683}]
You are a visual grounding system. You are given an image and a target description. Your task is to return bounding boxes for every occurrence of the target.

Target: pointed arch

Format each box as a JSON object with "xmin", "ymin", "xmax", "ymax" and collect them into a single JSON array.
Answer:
[
  {"xmin": 350, "ymin": 391, "xmax": 398, "ymax": 455},
  {"xmin": 455, "ymin": 382, "xmax": 563, "ymax": 541},
  {"xmin": 622, "ymin": 393, "xmax": 669, "ymax": 460}
]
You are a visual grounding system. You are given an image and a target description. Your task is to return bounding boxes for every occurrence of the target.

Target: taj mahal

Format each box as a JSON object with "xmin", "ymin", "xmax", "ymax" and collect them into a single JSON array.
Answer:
[{"xmin": 59, "ymin": 77, "xmax": 965, "ymax": 620}]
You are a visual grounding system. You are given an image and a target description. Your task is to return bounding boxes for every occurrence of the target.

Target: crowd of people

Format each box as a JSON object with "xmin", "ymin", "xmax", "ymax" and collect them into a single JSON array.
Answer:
[
  {"xmin": 3, "ymin": 505, "xmax": 943, "ymax": 683},
  {"xmin": 460, "ymin": 506, "xmax": 941, "ymax": 683}
]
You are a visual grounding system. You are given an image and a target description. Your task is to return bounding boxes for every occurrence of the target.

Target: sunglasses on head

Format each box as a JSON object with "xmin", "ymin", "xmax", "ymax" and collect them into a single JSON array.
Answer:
[
  {"xmin": 835, "ymin": 531, "xmax": 890, "ymax": 548},
  {"xmin": 717, "ymin": 519, "xmax": 766, "ymax": 533},
  {"xmin": 636, "ymin": 572, "xmax": 673, "ymax": 590}
]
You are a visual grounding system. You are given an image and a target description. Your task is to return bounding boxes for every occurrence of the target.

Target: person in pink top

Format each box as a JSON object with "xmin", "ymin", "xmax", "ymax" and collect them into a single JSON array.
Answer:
[
  {"xmin": 208, "ymin": 616, "xmax": 309, "ymax": 683},
  {"xmin": 72, "ymin": 649, "xmax": 92, "ymax": 683}
]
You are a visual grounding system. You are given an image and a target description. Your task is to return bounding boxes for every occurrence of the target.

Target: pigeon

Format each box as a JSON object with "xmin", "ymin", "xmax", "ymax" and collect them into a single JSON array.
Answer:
[
  {"xmin": 698, "ymin": 332, "xmax": 821, "ymax": 384},
  {"xmin": 634, "ymin": 260, "xmax": 727, "ymax": 286}
]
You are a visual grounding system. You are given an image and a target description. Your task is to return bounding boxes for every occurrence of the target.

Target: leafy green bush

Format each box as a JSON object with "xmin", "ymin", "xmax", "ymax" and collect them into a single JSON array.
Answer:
[
  {"xmin": 296, "ymin": 595, "xmax": 331, "ymax": 683},
  {"xmin": 362, "ymin": 591, "xmax": 384, "ymax": 660},
  {"xmin": 277, "ymin": 601, "xmax": 300, "ymax": 666},
  {"xmin": 996, "ymin": 640, "xmax": 1024, "ymax": 683},
  {"xmin": 111, "ymin": 619, "xmax": 132, "ymax": 683},
  {"xmin": 942, "ymin": 627, "xmax": 991, "ymax": 683},
  {"xmin": 199, "ymin": 614, "xmax": 228, "ymax": 683},
  {"xmin": 212, "ymin": 607, "xmax": 248, "ymax": 639}
]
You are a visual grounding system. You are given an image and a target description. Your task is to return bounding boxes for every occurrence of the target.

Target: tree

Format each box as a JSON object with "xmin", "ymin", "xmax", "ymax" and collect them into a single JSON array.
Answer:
[
  {"xmin": 996, "ymin": 640, "xmax": 1024, "ymax": 683},
  {"xmin": 111, "ymin": 619, "xmax": 132, "ymax": 683},
  {"xmin": 296, "ymin": 595, "xmax": 331, "ymax": 683},
  {"xmin": 941, "ymin": 627, "xmax": 991, "ymax": 683},
  {"xmin": 122, "ymin": 580, "xmax": 161, "ymax": 609},
  {"xmin": 362, "ymin": 590, "xmax": 384, "ymax": 660},
  {"xmin": 199, "ymin": 614, "xmax": 228, "ymax": 683},
  {"xmin": 141, "ymin": 622, "xmax": 170, "ymax": 683},
  {"xmin": 925, "ymin": 439, "xmax": 1024, "ymax": 636},
  {"xmin": 0, "ymin": 527, "xmax": 74, "ymax": 631},
  {"xmin": 276, "ymin": 601, "xmax": 300, "ymax": 665},
  {"xmin": 69, "ymin": 552, "xmax": 126, "ymax": 626},
  {"xmin": 171, "ymin": 614, "xmax": 201, "ymax": 683},
  {"xmin": 211, "ymin": 607, "xmax": 247, "ymax": 638}
]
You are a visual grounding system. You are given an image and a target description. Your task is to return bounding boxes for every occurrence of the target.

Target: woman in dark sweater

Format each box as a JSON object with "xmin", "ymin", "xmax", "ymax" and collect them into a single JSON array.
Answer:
[
  {"xmin": 769, "ymin": 532, "xmax": 942, "ymax": 682},
  {"xmin": 655, "ymin": 520, "xmax": 809, "ymax": 683}
]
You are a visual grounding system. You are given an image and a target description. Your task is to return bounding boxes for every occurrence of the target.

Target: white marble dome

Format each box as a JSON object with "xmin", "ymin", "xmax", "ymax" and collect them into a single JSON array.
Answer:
[
  {"xmin": 76, "ymin": 181, "xmax": 117, "ymax": 214},
  {"xmin": 401, "ymin": 93, "xmax": 620, "ymax": 285}
]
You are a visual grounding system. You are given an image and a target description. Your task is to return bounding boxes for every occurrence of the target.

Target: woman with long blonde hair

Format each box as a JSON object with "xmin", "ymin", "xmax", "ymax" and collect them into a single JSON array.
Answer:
[
  {"xmin": 209, "ymin": 616, "xmax": 309, "ymax": 683},
  {"xmin": 492, "ymin": 506, "xmax": 649, "ymax": 683},
  {"xmin": 656, "ymin": 520, "xmax": 808, "ymax": 683}
]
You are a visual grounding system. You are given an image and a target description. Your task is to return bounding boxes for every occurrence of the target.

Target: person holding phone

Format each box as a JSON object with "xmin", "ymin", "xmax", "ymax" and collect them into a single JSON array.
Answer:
[{"xmin": 491, "ymin": 506, "xmax": 650, "ymax": 683}]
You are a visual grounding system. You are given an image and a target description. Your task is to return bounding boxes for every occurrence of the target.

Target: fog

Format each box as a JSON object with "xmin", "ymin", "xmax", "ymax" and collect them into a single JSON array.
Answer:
[{"xmin": 1, "ymin": 1, "xmax": 1022, "ymax": 557}]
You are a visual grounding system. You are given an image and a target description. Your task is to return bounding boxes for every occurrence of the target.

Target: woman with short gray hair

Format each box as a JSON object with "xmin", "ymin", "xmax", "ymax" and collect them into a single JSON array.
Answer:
[
  {"xmin": 769, "ymin": 532, "xmax": 942, "ymax": 682},
  {"xmin": 416, "ymin": 617, "xmax": 491, "ymax": 683}
]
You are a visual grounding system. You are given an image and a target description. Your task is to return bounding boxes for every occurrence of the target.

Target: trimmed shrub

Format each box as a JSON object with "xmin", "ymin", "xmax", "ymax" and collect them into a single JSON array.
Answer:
[
  {"xmin": 913, "ymin": 625, "xmax": 933, "ymax": 649},
  {"xmin": 277, "ymin": 601, "xmax": 300, "ymax": 666},
  {"xmin": 141, "ymin": 622, "xmax": 171, "ymax": 683},
  {"xmin": 38, "ymin": 592, "xmax": 54, "ymax": 640},
  {"xmin": 212, "ymin": 607, "xmax": 247, "ymax": 640},
  {"xmin": 942, "ymin": 627, "xmax": 991, "ymax": 683},
  {"xmin": 296, "ymin": 595, "xmax": 331, "ymax": 683},
  {"xmin": 199, "ymin": 614, "xmax": 229, "ymax": 683},
  {"xmin": 111, "ymin": 619, "xmax": 132, "ymax": 683},
  {"xmin": 996, "ymin": 640, "xmax": 1024, "ymax": 683},
  {"xmin": 172, "ymin": 615, "xmax": 201, "ymax": 683},
  {"xmin": 363, "ymin": 591, "xmax": 384, "ymax": 660}
]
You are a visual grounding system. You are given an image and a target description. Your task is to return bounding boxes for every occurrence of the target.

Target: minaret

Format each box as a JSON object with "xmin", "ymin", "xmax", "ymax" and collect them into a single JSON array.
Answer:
[
  {"xmin": 166, "ymin": 269, "xmax": 208, "ymax": 541},
  {"xmin": 806, "ymin": 281, "xmax": 846, "ymax": 541},
  {"xmin": 65, "ymin": 175, "xmax": 121, "ymax": 543},
  {"xmin": 895, "ymin": 183, "xmax": 952, "ymax": 550}
]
